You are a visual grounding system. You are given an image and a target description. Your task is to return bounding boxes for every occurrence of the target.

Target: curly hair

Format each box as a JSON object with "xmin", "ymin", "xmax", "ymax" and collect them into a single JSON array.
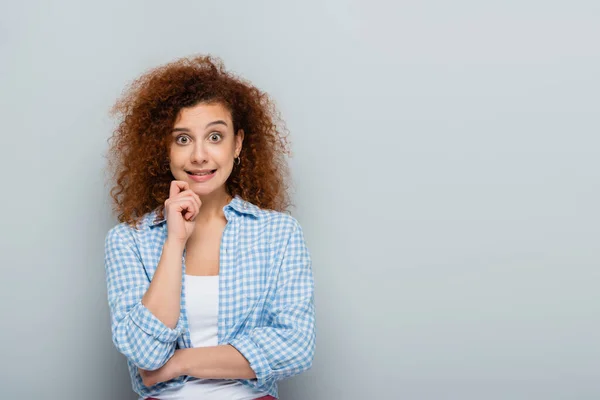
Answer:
[{"xmin": 105, "ymin": 54, "xmax": 292, "ymax": 228}]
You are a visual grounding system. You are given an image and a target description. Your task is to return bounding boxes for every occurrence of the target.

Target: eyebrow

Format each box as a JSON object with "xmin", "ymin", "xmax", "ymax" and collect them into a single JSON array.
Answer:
[{"xmin": 172, "ymin": 120, "xmax": 228, "ymax": 133}]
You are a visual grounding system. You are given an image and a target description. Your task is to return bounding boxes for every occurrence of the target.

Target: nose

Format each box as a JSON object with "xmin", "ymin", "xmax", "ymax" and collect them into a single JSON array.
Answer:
[{"xmin": 190, "ymin": 142, "xmax": 208, "ymax": 164}]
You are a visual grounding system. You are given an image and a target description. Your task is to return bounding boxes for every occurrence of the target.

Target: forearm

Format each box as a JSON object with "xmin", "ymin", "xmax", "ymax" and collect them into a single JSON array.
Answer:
[
  {"xmin": 177, "ymin": 345, "xmax": 256, "ymax": 380},
  {"xmin": 142, "ymin": 239, "xmax": 185, "ymax": 329}
]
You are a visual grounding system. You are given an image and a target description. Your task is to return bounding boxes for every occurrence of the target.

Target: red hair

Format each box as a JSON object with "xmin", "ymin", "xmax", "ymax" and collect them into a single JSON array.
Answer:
[{"xmin": 105, "ymin": 54, "xmax": 292, "ymax": 228}]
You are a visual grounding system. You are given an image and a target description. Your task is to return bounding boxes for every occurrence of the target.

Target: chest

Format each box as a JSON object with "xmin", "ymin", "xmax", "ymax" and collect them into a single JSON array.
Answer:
[{"xmin": 183, "ymin": 223, "xmax": 226, "ymax": 276}]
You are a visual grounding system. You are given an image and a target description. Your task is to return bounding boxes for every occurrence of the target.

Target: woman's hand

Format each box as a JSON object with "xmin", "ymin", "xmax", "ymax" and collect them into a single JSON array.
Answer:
[
  {"xmin": 138, "ymin": 350, "xmax": 184, "ymax": 387},
  {"xmin": 164, "ymin": 180, "xmax": 202, "ymax": 244}
]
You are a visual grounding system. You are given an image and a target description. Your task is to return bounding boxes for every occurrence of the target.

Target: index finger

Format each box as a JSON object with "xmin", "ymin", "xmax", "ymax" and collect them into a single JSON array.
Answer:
[{"xmin": 169, "ymin": 180, "xmax": 189, "ymax": 198}]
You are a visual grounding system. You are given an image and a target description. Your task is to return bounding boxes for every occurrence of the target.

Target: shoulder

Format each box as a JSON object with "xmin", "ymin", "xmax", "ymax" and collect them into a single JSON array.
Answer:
[
  {"xmin": 259, "ymin": 209, "xmax": 300, "ymax": 230},
  {"xmin": 244, "ymin": 199, "xmax": 301, "ymax": 230},
  {"xmin": 104, "ymin": 209, "xmax": 161, "ymax": 248},
  {"xmin": 244, "ymin": 203, "xmax": 306, "ymax": 248}
]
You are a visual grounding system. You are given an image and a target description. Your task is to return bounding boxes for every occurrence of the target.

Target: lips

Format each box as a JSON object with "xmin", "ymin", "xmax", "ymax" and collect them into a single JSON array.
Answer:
[
  {"xmin": 186, "ymin": 169, "xmax": 216, "ymax": 176},
  {"xmin": 186, "ymin": 169, "xmax": 217, "ymax": 182}
]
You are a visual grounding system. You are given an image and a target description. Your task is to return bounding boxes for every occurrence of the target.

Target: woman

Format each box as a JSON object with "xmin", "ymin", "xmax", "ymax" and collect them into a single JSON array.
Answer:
[{"xmin": 104, "ymin": 55, "xmax": 315, "ymax": 400}]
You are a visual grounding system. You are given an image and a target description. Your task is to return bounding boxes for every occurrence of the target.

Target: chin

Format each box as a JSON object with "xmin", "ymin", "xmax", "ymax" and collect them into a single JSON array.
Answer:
[
  {"xmin": 192, "ymin": 182, "xmax": 227, "ymax": 196},
  {"xmin": 189, "ymin": 184, "xmax": 215, "ymax": 194}
]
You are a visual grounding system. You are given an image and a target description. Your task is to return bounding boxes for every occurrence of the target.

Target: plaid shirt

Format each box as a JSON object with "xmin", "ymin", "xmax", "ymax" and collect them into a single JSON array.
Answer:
[{"xmin": 104, "ymin": 196, "xmax": 315, "ymax": 399}]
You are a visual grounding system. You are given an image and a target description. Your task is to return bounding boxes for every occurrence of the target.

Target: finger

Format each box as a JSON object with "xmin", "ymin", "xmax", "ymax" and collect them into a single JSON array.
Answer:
[
  {"xmin": 167, "ymin": 195, "xmax": 198, "ymax": 221},
  {"xmin": 175, "ymin": 189, "xmax": 196, "ymax": 199},
  {"xmin": 173, "ymin": 190, "xmax": 200, "ymax": 213},
  {"xmin": 169, "ymin": 180, "xmax": 188, "ymax": 199},
  {"xmin": 179, "ymin": 190, "xmax": 201, "ymax": 208},
  {"xmin": 183, "ymin": 198, "xmax": 198, "ymax": 221},
  {"xmin": 169, "ymin": 181, "xmax": 180, "ymax": 199},
  {"xmin": 181, "ymin": 190, "xmax": 202, "ymax": 209},
  {"xmin": 175, "ymin": 198, "xmax": 198, "ymax": 221}
]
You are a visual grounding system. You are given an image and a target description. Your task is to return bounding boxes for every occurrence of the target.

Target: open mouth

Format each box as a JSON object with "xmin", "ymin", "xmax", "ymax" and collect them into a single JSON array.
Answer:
[{"xmin": 186, "ymin": 169, "xmax": 217, "ymax": 176}]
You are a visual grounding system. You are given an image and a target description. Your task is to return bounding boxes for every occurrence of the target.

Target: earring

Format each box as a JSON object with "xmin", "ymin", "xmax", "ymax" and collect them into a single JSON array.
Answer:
[{"xmin": 235, "ymin": 156, "xmax": 241, "ymax": 165}]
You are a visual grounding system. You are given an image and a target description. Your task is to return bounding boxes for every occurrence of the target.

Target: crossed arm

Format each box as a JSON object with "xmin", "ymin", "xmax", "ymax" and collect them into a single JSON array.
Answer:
[{"xmin": 105, "ymin": 219, "xmax": 315, "ymax": 388}]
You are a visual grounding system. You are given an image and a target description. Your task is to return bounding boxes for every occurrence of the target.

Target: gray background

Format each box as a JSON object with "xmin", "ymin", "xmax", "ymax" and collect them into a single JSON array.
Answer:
[{"xmin": 1, "ymin": 1, "xmax": 598, "ymax": 399}]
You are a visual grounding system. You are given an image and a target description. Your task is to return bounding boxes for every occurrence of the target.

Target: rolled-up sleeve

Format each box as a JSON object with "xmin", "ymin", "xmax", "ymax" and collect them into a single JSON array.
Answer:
[
  {"xmin": 229, "ymin": 219, "xmax": 316, "ymax": 387},
  {"xmin": 104, "ymin": 225, "xmax": 183, "ymax": 371}
]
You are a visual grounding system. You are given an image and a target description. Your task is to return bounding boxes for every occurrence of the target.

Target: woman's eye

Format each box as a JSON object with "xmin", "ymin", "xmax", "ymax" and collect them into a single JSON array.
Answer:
[
  {"xmin": 176, "ymin": 136, "xmax": 190, "ymax": 144},
  {"xmin": 209, "ymin": 133, "xmax": 222, "ymax": 142}
]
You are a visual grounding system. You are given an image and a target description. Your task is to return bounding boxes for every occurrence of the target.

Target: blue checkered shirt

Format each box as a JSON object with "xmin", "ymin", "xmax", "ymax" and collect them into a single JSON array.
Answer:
[{"xmin": 104, "ymin": 196, "xmax": 315, "ymax": 399}]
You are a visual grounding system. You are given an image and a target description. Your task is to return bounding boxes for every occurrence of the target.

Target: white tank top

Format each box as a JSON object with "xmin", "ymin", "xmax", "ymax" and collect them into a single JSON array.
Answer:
[{"xmin": 155, "ymin": 275, "xmax": 267, "ymax": 400}]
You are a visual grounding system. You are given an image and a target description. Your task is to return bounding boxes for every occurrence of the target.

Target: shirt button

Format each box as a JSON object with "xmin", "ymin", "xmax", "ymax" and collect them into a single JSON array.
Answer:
[{"xmin": 243, "ymin": 202, "xmax": 248, "ymax": 209}]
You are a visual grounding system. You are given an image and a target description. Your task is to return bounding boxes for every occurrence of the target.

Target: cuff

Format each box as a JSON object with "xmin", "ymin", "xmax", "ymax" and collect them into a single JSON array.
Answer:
[
  {"xmin": 129, "ymin": 301, "xmax": 183, "ymax": 343},
  {"xmin": 229, "ymin": 335, "xmax": 273, "ymax": 385}
]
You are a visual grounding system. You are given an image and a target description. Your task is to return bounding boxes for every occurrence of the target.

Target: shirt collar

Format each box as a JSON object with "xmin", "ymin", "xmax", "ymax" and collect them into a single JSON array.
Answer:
[{"xmin": 148, "ymin": 195, "xmax": 259, "ymax": 227}]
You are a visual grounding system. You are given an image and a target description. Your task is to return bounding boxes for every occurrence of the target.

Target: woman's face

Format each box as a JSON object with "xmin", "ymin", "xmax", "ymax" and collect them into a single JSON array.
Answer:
[{"xmin": 168, "ymin": 102, "xmax": 244, "ymax": 197}]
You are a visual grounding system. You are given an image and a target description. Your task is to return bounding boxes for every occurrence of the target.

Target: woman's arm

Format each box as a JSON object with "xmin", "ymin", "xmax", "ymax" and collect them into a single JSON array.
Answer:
[
  {"xmin": 227, "ymin": 218, "xmax": 316, "ymax": 386},
  {"xmin": 141, "ymin": 238, "xmax": 185, "ymax": 329},
  {"xmin": 138, "ymin": 217, "xmax": 315, "ymax": 387},
  {"xmin": 177, "ymin": 345, "xmax": 256, "ymax": 379},
  {"xmin": 138, "ymin": 345, "xmax": 254, "ymax": 387},
  {"xmin": 105, "ymin": 225, "xmax": 185, "ymax": 371}
]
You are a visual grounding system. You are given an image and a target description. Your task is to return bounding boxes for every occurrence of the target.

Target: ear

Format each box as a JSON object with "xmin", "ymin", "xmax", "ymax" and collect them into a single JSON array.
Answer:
[{"xmin": 235, "ymin": 129, "xmax": 245, "ymax": 156}]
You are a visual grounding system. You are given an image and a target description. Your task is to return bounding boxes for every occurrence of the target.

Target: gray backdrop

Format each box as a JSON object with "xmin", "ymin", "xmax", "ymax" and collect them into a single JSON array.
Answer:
[{"xmin": 1, "ymin": 1, "xmax": 598, "ymax": 399}]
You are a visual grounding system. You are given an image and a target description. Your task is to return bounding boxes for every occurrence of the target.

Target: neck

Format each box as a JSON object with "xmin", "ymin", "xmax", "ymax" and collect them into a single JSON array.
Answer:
[{"xmin": 195, "ymin": 189, "xmax": 232, "ymax": 224}]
